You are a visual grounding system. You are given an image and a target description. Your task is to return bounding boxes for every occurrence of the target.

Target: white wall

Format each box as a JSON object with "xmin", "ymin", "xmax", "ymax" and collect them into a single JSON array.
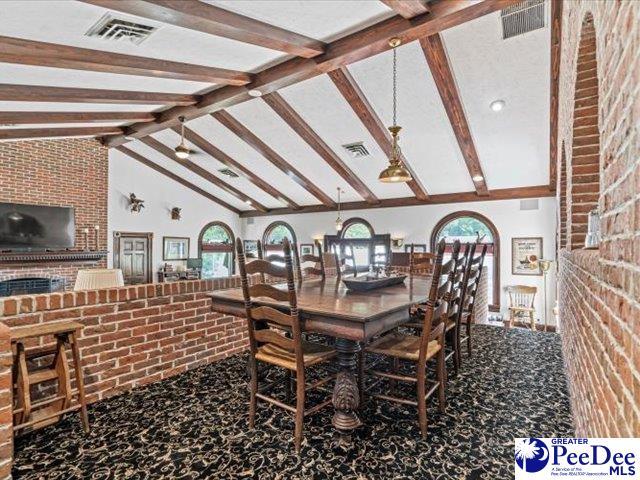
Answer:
[
  {"xmin": 242, "ymin": 197, "xmax": 558, "ymax": 325},
  {"xmin": 108, "ymin": 149, "xmax": 241, "ymax": 272}
]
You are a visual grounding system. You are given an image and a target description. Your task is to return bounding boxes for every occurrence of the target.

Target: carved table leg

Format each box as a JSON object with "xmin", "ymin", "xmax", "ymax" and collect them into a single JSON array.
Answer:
[{"xmin": 332, "ymin": 338, "xmax": 362, "ymax": 441}]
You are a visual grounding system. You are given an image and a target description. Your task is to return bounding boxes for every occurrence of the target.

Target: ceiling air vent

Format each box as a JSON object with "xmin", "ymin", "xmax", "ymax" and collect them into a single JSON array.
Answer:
[
  {"xmin": 501, "ymin": 0, "xmax": 545, "ymax": 40},
  {"xmin": 218, "ymin": 168, "xmax": 239, "ymax": 178},
  {"xmin": 520, "ymin": 199, "xmax": 539, "ymax": 211},
  {"xmin": 85, "ymin": 13, "xmax": 157, "ymax": 45},
  {"xmin": 342, "ymin": 142, "xmax": 369, "ymax": 158}
]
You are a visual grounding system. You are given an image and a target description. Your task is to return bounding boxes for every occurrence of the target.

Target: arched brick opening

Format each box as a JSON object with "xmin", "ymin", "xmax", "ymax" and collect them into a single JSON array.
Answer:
[{"xmin": 569, "ymin": 13, "xmax": 600, "ymax": 250}]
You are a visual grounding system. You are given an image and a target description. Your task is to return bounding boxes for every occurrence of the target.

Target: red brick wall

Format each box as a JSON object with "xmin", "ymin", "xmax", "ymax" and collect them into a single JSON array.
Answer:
[
  {"xmin": 0, "ymin": 138, "xmax": 108, "ymax": 289},
  {"xmin": 557, "ymin": 0, "xmax": 639, "ymax": 436},
  {"xmin": 0, "ymin": 322, "xmax": 11, "ymax": 480}
]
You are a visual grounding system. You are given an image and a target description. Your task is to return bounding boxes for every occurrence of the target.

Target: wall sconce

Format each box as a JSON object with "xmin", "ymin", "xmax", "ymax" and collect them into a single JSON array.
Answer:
[
  {"xmin": 391, "ymin": 238, "xmax": 404, "ymax": 248},
  {"xmin": 129, "ymin": 193, "xmax": 145, "ymax": 213},
  {"xmin": 171, "ymin": 207, "xmax": 181, "ymax": 220}
]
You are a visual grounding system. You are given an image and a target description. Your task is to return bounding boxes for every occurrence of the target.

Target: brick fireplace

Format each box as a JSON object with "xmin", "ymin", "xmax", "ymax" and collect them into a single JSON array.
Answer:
[{"xmin": 0, "ymin": 138, "xmax": 108, "ymax": 289}]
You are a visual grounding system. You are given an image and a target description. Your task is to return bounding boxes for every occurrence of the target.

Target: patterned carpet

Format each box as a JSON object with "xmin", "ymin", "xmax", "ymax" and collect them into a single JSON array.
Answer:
[{"xmin": 12, "ymin": 325, "xmax": 573, "ymax": 479}]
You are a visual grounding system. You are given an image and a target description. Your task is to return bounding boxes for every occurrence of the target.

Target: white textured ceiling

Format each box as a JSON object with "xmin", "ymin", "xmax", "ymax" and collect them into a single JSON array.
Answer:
[{"xmin": 0, "ymin": 1, "xmax": 551, "ymax": 211}]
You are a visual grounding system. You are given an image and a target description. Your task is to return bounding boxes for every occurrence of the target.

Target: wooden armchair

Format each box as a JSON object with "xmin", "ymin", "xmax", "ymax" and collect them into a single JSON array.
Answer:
[
  {"xmin": 506, "ymin": 285, "xmax": 537, "ymax": 330},
  {"xmin": 236, "ymin": 238, "xmax": 335, "ymax": 452},
  {"xmin": 362, "ymin": 238, "xmax": 450, "ymax": 438}
]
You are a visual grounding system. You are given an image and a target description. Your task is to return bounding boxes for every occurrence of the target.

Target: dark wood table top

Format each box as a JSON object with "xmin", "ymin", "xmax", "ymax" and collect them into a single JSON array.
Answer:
[{"xmin": 209, "ymin": 276, "xmax": 431, "ymax": 341}]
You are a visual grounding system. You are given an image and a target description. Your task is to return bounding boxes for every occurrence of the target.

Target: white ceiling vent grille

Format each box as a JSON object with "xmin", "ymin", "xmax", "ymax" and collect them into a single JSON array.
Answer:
[
  {"xmin": 86, "ymin": 14, "xmax": 157, "ymax": 45},
  {"xmin": 342, "ymin": 142, "xmax": 370, "ymax": 158},
  {"xmin": 218, "ymin": 168, "xmax": 239, "ymax": 178},
  {"xmin": 501, "ymin": 0, "xmax": 545, "ymax": 40}
]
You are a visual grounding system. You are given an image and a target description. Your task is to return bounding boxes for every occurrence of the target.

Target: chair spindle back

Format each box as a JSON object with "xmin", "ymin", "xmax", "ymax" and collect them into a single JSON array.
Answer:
[{"xmin": 236, "ymin": 238, "xmax": 304, "ymax": 369}]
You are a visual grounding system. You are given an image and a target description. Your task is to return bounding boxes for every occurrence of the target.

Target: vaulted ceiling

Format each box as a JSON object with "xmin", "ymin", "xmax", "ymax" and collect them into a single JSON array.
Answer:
[{"xmin": 0, "ymin": 0, "xmax": 558, "ymax": 216}]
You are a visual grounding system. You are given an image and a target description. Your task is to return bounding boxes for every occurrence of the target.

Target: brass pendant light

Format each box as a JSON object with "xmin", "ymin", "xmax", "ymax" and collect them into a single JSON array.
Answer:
[{"xmin": 379, "ymin": 38, "xmax": 412, "ymax": 183}]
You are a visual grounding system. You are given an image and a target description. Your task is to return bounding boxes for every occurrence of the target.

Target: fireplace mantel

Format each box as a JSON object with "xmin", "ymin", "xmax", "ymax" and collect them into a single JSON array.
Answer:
[{"xmin": 0, "ymin": 250, "xmax": 108, "ymax": 267}]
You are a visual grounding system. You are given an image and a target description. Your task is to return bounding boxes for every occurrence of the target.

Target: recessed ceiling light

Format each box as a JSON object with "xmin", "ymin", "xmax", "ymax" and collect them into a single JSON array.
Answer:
[
  {"xmin": 472, "ymin": 175, "xmax": 484, "ymax": 182},
  {"xmin": 490, "ymin": 100, "xmax": 505, "ymax": 112},
  {"xmin": 245, "ymin": 200, "xmax": 252, "ymax": 205},
  {"xmin": 248, "ymin": 89, "xmax": 263, "ymax": 98}
]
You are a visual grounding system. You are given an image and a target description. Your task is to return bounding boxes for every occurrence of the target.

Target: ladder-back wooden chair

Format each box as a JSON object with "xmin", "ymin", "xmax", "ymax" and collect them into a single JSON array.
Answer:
[
  {"xmin": 236, "ymin": 237, "xmax": 335, "ymax": 452},
  {"xmin": 458, "ymin": 244, "xmax": 488, "ymax": 356},
  {"xmin": 258, "ymin": 240, "xmax": 302, "ymax": 283},
  {"xmin": 405, "ymin": 241, "xmax": 465, "ymax": 374},
  {"xmin": 298, "ymin": 240, "xmax": 325, "ymax": 281},
  {"xmin": 506, "ymin": 285, "xmax": 537, "ymax": 330},
  {"xmin": 409, "ymin": 245, "xmax": 437, "ymax": 278},
  {"xmin": 363, "ymin": 239, "xmax": 450, "ymax": 438}
]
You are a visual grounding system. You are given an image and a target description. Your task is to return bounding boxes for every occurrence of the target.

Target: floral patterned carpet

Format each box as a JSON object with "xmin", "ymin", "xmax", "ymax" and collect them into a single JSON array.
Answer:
[{"xmin": 12, "ymin": 325, "xmax": 573, "ymax": 479}]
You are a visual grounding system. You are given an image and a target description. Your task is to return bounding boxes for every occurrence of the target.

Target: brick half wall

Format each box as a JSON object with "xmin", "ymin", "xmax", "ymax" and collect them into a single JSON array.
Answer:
[{"xmin": 0, "ymin": 277, "xmax": 251, "ymax": 476}]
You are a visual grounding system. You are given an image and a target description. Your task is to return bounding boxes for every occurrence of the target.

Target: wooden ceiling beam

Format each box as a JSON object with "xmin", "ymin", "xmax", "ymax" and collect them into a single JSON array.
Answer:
[
  {"xmin": 549, "ymin": 0, "xmax": 562, "ymax": 191},
  {"xmin": 262, "ymin": 92, "xmax": 379, "ymax": 205},
  {"xmin": 0, "ymin": 35, "xmax": 251, "ymax": 85},
  {"xmin": 212, "ymin": 110, "xmax": 336, "ymax": 207},
  {"xmin": 171, "ymin": 125, "xmax": 300, "ymax": 209},
  {"xmin": 328, "ymin": 67, "xmax": 429, "ymax": 201},
  {"xmin": 0, "ymin": 111, "xmax": 156, "ymax": 125},
  {"xmin": 0, "ymin": 84, "xmax": 197, "ymax": 105},
  {"xmin": 80, "ymin": 0, "xmax": 325, "ymax": 59},
  {"xmin": 239, "ymin": 185, "xmax": 555, "ymax": 217},
  {"xmin": 116, "ymin": 146, "xmax": 240, "ymax": 214},
  {"xmin": 381, "ymin": 0, "xmax": 431, "ymax": 19},
  {"xmin": 103, "ymin": 0, "xmax": 521, "ymax": 146},
  {"xmin": 138, "ymin": 136, "xmax": 270, "ymax": 212},
  {"xmin": 419, "ymin": 34, "xmax": 489, "ymax": 195},
  {"xmin": 0, "ymin": 126, "xmax": 122, "ymax": 141}
]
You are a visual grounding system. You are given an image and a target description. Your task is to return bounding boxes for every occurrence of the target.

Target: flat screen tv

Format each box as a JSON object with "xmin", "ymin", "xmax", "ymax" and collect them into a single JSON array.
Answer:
[{"xmin": 0, "ymin": 203, "xmax": 75, "ymax": 250}]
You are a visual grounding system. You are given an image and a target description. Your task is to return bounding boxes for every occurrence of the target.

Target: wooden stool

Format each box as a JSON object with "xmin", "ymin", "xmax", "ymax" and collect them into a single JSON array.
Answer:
[{"xmin": 10, "ymin": 321, "xmax": 89, "ymax": 433}]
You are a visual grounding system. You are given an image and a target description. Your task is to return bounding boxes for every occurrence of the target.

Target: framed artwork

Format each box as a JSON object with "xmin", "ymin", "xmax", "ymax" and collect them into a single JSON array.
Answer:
[
  {"xmin": 300, "ymin": 243, "xmax": 314, "ymax": 256},
  {"xmin": 512, "ymin": 237, "xmax": 543, "ymax": 275},
  {"xmin": 163, "ymin": 236, "xmax": 190, "ymax": 261},
  {"xmin": 243, "ymin": 240, "xmax": 258, "ymax": 258}
]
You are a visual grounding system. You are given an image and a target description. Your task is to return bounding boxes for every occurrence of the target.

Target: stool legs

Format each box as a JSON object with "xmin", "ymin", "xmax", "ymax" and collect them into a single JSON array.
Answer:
[{"xmin": 70, "ymin": 330, "xmax": 89, "ymax": 433}]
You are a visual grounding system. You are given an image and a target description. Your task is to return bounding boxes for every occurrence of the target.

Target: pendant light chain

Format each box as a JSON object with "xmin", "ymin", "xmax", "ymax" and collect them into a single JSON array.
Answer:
[{"xmin": 392, "ymin": 45, "xmax": 398, "ymax": 127}]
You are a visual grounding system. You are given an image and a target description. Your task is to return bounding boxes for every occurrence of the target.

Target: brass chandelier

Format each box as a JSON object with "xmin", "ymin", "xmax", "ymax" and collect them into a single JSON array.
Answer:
[{"xmin": 379, "ymin": 38, "xmax": 412, "ymax": 183}]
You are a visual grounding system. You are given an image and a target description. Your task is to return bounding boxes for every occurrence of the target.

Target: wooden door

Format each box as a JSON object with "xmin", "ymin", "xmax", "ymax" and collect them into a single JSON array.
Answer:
[{"xmin": 114, "ymin": 232, "xmax": 152, "ymax": 284}]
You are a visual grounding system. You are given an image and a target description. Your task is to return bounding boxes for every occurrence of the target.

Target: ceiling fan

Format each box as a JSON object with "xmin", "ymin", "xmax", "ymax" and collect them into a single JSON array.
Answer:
[{"xmin": 174, "ymin": 116, "xmax": 203, "ymax": 159}]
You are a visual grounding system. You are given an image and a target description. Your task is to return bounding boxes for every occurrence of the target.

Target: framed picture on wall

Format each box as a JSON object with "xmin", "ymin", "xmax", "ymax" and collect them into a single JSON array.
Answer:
[
  {"xmin": 163, "ymin": 237, "xmax": 190, "ymax": 261},
  {"xmin": 300, "ymin": 243, "xmax": 314, "ymax": 256},
  {"xmin": 512, "ymin": 237, "xmax": 543, "ymax": 275}
]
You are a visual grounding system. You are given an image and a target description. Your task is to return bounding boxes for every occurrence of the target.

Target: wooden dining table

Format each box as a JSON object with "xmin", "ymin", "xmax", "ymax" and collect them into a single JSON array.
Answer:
[{"xmin": 209, "ymin": 275, "xmax": 431, "ymax": 438}]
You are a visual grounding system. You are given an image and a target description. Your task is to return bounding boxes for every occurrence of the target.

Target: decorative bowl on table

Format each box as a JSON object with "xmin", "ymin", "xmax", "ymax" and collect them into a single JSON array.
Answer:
[{"xmin": 342, "ymin": 274, "xmax": 407, "ymax": 292}]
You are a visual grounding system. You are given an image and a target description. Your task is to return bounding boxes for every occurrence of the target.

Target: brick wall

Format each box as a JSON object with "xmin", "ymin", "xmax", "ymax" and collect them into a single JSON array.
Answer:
[
  {"xmin": 0, "ymin": 138, "xmax": 108, "ymax": 289},
  {"xmin": 557, "ymin": 0, "xmax": 639, "ymax": 436},
  {"xmin": 0, "ymin": 323, "xmax": 10, "ymax": 480},
  {"xmin": 0, "ymin": 277, "xmax": 251, "ymax": 475}
]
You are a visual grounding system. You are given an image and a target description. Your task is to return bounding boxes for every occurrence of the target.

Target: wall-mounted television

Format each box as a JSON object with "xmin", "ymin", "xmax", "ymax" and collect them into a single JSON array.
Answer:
[{"xmin": 0, "ymin": 203, "xmax": 75, "ymax": 250}]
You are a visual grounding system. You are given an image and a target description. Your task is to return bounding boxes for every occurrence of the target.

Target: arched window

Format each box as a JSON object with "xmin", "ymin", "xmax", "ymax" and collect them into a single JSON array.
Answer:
[
  {"xmin": 569, "ymin": 13, "xmax": 600, "ymax": 250},
  {"xmin": 431, "ymin": 211, "xmax": 500, "ymax": 310},
  {"xmin": 341, "ymin": 218, "xmax": 373, "ymax": 240},
  {"xmin": 262, "ymin": 221, "xmax": 297, "ymax": 253},
  {"xmin": 325, "ymin": 218, "xmax": 390, "ymax": 270},
  {"xmin": 199, "ymin": 221, "xmax": 235, "ymax": 278}
]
